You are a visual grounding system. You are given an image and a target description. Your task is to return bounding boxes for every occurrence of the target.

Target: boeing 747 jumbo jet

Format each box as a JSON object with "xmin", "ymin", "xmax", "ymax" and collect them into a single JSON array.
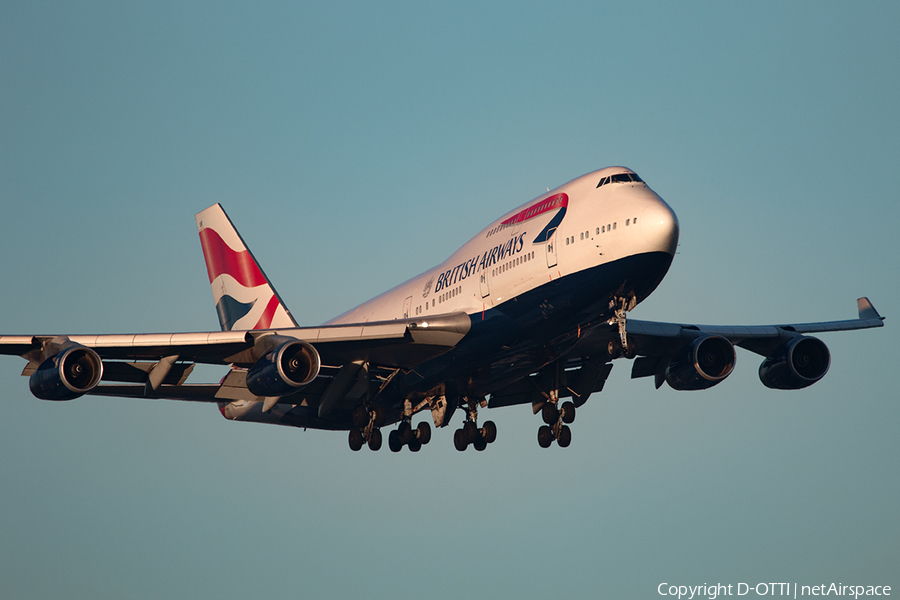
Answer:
[{"xmin": 0, "ymin": 167, "xmax": 885, "ymax": 452}]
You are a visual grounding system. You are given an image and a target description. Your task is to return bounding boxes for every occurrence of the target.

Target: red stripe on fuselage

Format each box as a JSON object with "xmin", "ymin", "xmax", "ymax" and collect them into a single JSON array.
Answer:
[
  {"xmin": 501, "ymin": 193, "xmax": 568, "ymax": 227},
  {"xmin": 199, "ymin": 228, "xmax": 268, "ymax": 288}
]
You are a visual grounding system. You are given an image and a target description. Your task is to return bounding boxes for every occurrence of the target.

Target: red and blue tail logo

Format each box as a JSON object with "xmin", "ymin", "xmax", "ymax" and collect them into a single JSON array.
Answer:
[{"xmin": 196, "ymin": 204, "xmax": 297, "ymax": 331}]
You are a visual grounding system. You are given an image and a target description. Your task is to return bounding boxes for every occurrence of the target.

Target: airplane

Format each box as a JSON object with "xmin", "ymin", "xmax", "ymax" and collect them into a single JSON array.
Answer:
[{"xmin": 0, "ymin": 166, "xmax": 885, "ymax": 452}]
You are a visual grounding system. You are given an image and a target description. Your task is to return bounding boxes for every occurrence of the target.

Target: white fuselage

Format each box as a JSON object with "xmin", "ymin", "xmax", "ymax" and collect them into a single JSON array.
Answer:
[{"xmin": 327, "ymin": 166, "xmax": 679, "ymax": 326}]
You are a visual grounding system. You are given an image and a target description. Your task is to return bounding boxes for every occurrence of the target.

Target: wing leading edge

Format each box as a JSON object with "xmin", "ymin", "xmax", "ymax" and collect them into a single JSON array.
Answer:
[
  {"xmin": 625, "ymin": 296, "xmax": 884, "ymax": 352},
  {"xmin": 613, "ymin": 297, "xmax": 884, "ymax": 390},
  {"xmin": 0, "ymin": 312, "xmax": 471, "ymax": 402}
]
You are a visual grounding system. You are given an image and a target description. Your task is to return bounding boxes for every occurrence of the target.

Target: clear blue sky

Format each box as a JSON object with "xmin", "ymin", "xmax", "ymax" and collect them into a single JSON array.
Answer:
[{"xmin": 1, "ymin": 2, "xmax": 897, "ymax": 598}]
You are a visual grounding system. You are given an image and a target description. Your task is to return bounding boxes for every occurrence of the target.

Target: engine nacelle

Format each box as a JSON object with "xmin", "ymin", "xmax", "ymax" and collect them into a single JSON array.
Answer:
[
  {"xmin": 29, "ymin": 345, "xmax": 104, "ymax": 401},
  {"xmin": 759, "ymin": 336, "xmax": 830, "ymax": 390},
  {"xmin": 246, "ymin": 339, "xmax": 320, "ymax": 397},
  {"xmin": 665, "ymin": 335, "xmax": 736, "ymax": 391}
]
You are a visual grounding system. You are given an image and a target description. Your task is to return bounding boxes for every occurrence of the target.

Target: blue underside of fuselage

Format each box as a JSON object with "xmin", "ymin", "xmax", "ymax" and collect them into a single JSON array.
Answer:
[{"xmin": 278, "ymin": 250, "xmax": 673, "ymax": 430}]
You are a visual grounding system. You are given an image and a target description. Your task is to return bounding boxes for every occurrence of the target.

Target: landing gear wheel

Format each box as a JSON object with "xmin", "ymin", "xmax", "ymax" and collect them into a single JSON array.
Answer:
[
  {"xmin": 557, "ymin": 425, "xmax": 572, "ymax": 448},
  {"xmin": 560, "ymin": 401, "xmax": 576, "ymax": 424},
  {"xmin": 537, "ymin": 425, "xmax": 554, "ymax": 448},
  {"xmin": 481, "ymin": 420, "xmax": 497, "ymax": 444},
  {"xmin": 397, "ymin": 421, "xmax": 414, "ymax": 444},
  {"xmin": 416, "ymin": 421, "xmax": 431, "ymax": 445},
  {"xmin": 473, "ymin": 436, "xmax": 487, "ymax": 451},
  {"xmin": 463, "ymin": 421, "xmax": 478, "ymax": 444},
  {"xmin": 607, "ymin": 339, "xmax": 622, "ymax": 359},
  {"xmin": 542, "ymin": 403, "xmax": 559, "ymax": 425},
  {"xmin": 454, "ymin": 428, "xmax": 468, "ymax": 451},
  {"xmin": 349, "ymin": 428, "xmax": 364, "ymax": 451},
  {"xmin": 388, "ymin": 429, "xmax": 403, "ymax": 452},
  {"xmin": 371, "ymin": 404, "xmax": 387, "ymax": 427},
  {"xmin": 367, "ymin": 427, "xmax": 382, "ymax": 451},
  {"xmin": 352, "ymin": 405, "xmax": 369, "ymax": 428},
  {"xmin": 408, "ymin": 437, "xmax": 422, "ymax": 452}
]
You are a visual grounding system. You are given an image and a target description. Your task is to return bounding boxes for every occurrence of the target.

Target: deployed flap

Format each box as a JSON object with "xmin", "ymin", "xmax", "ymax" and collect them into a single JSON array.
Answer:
[
  {"xmin": 569, "ymin": 357, "xmax": 613, "ymax": 407},
  {"xmin": 318, "ymin": 361, "xmax": 365, "ymax": 418}
]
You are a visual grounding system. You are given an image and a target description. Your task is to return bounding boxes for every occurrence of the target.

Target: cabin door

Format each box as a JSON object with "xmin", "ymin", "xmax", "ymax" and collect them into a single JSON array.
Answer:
[
  {"xmin": 479, "ymin": 271, "xmax": 491, "ymax": 298},
  {"xmin": 545, "ymin": 228, "xmax": 558, "ymax": 268}
]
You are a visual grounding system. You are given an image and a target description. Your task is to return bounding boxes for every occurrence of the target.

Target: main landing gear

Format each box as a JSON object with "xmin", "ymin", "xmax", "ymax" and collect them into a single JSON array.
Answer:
[
  {"xmin": 348, "ymin": 404, "xmax": 387, "ymax": 451},
  {"xmin": 350, "ymin": 399, "xmax": 435, "ymax": 453},
  {"xmin": 537, "ymin": 399, "xmax": 576, "ymax": 448},
  {"xmin": 453, "ymin": 397, "xmax": 497, "ymax": 451},
  {"xmin": 387, "ymin": 397, "xmax": 434, "ymax": 452},
  {"xmin": 388, "ymin": 420, "xmax": 431, "ymax": 452}
]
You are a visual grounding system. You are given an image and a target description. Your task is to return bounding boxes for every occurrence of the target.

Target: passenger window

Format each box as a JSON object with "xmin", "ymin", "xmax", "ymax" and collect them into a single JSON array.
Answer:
[
  {"xmin": 613, "ymin": 222, "xmax": 616, "ymax": 230},
  {"xmin": 633, "ymin": 217, "xmax": 637, "ymax": 224},
  {"xmin": 626, "ymin": 219, "xmax": 630, "ymax": 226}
]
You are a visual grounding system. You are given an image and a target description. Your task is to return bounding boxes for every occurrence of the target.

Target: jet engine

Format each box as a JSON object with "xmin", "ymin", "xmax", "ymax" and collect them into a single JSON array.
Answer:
[
  {"xmin": 246, "ymin": 339, "xmax": 320, "ymax": 397},
  {"xmin": 759, "ymin": 336, "xmax": 830, "ymax": 390},
  {"xmin": 665, "ymin": 335, "xmax": 736, "ymax": 391},
  {"xmin": 29, "ymin": 345, "xmax": 104, "ymax": 400}
]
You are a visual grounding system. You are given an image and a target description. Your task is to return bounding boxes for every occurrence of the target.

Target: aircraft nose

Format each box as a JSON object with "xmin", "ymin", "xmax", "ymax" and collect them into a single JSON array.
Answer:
[{"xmin": 640, "ymin": 199, "xmax": 679, "ymax": 255}]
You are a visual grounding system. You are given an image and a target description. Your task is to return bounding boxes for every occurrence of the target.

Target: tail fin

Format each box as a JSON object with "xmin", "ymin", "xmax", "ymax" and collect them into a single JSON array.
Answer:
[{"xmin": 195, "ymin": 204, "xmax": 298, "ymax": 331}]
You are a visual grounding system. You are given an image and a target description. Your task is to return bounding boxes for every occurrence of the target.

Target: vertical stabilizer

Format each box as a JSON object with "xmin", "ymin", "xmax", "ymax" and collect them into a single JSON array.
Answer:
[{"xmin": 195, "ymin": 204, "xmax": 298, "ymax": 331}]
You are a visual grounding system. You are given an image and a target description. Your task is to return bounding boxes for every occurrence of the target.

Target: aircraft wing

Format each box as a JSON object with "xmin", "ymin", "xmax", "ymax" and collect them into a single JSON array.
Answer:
[
  {"xmin": 624, "ymin": 297, "xmax": 884, "ymax": 355},
  {"xmin": 0, "ymin": 312, "xmax": 471, "ymax": 403},
  {"xmin": 563, "ymin": 297, "xmax": 884, "ymax": 390}
]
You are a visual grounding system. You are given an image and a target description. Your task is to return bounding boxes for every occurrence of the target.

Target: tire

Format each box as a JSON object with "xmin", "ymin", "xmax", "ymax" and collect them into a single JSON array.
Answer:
[
  {"xmin": 371, "ymin": 404, "xmax": 387, "ymax": 428},
  {"xmin": 473, "ymin": 437, "xmax": 487, "ymax": 451},
  {"xmin": 481, "ymin": 420, "xmax": 497, "ymax": 444},
  {"xmin": 454, "ymin": 428, "xmax": 468, "ymax": 451},
  {"xmin": 388, "ymin": 429, "xmax": 403, "ymax": 452},
  {"xmin": 368, "ymin": 427, "xmax": 382, "ymax": 451},
  {"xmin": 398, "ymin": 421, "xmax": 414, "ymax": 444},
  {"xmin": 349, "ymin": 428, "xmax": 364, "ymax": 451},
  {"xmin": 607, "ymin": 339, "xmax": 622, "ymax": 359},
  {"xmin": 408, "ymin": 438, "xmax": 422, "ymax": 452},
  {"xmin": 557, "ymin": 425, "xmax": 572, "ymax": 448},
  {"xmin": 352, "ymin": 405, "xmax": 369, "ymax": 428},
  {"xmin": 463, "ymin": 421, "xmax": 478, "ymax": 444},
  {"xmin": 542, "ymin": 402, "xmax": 559, "ymax": 425},
  {"xmin": 560, "ymin": 401, "xmax": 576, "ymax": 424},
  {"xmin": 416, "ymin": 421, "xmax": 432, "ymax": 445},
  {"xmin": 537, "ymin": 425, "xmax": 554, "ymax": 448}
]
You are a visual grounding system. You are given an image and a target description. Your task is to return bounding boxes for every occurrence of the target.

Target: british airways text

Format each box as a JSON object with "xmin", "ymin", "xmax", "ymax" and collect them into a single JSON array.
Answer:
[{"xmin": 434, "ymin": 233, "xmax": 526, "ymax": 293}]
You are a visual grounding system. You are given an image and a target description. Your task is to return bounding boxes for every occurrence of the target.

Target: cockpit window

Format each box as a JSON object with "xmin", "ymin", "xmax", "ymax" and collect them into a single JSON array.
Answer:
[{"xmin": 597, "ymin": 172, "xmax": 643, "ymax": 188}]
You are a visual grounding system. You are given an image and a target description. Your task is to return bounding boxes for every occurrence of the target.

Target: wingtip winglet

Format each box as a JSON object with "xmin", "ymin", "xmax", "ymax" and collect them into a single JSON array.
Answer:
[{"xmin": 857, "ymin": 297, "xmax": 883, "ymax": 321}]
